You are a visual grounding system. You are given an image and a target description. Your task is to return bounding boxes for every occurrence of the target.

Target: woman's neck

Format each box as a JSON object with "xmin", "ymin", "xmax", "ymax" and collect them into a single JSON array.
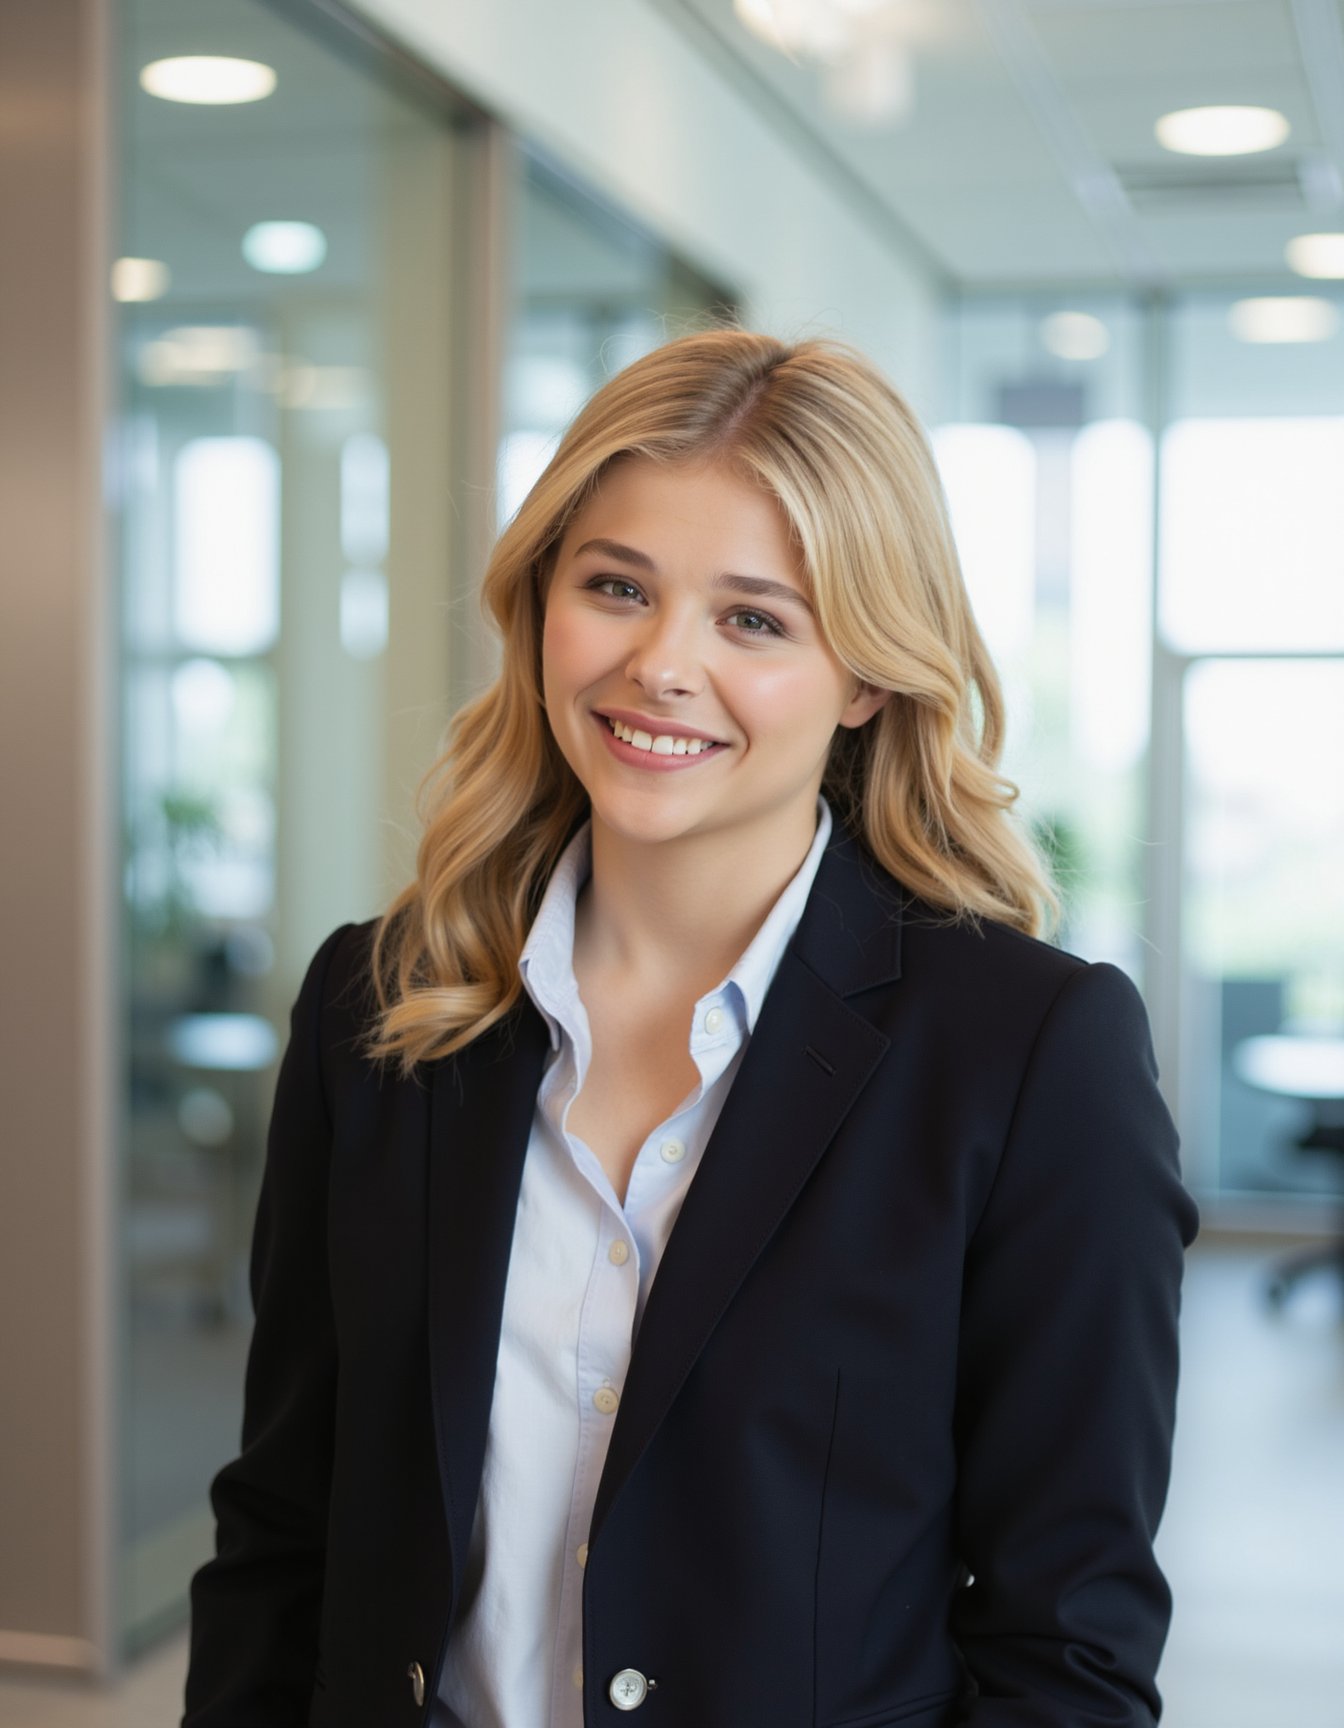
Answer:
[{"xmin": 574, "ymin": 804, "xmax": 821, "ymax": 997}]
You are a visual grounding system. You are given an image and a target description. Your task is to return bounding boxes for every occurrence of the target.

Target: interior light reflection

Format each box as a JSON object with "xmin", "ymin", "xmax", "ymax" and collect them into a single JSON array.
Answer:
[{"xmin": 139, "ymin": 56, "xmax": 277, "ymax": 105}]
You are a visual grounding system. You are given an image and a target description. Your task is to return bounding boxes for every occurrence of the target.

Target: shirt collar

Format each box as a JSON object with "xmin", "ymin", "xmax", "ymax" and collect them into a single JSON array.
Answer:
[
  {"xmin": 519, "ymin": 824, "xmax": 592, "ymax": 1050},
  {"xmin": 721, "ymin": 798, "xmax": 831, "ymax": 1033},
  {"xmin": 518, "ymin": 799, "xmax": 833, "ymax": 1046}
]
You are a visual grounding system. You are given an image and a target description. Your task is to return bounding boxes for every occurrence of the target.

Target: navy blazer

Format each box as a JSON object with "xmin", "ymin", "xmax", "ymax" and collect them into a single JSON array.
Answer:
[{"xmin": 185, "ymin": 827, "xmax": 1197, "ymax": 1728}]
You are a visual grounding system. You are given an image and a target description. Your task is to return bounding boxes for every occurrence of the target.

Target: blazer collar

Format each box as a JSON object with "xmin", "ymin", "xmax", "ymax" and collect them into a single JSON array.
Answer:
[
  {"xmin": 426, "ymin": 1005, "xmax": 551, "ymax": 1607},
  {"xmin": 789, "ymin": 822, "xmax": 906, "ymax": 998}
]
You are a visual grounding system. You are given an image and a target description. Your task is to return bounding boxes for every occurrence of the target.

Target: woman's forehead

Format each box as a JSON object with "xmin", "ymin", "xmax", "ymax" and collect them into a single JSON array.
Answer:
[{"xmin": 559, "ymin": 454, "xmax": 807, "ymax": 583}]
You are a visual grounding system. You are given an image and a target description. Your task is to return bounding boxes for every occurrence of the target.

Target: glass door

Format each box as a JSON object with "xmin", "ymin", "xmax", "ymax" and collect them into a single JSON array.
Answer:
[{"xmin": 112, "ymin": 0, "xmax": 480, "ymax": 1648}]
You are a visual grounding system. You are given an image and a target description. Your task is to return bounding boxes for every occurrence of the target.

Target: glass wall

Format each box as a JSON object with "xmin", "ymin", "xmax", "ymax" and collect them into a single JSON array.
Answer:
[
  {"xmin": 112, "ymin": 0, "xmax": 479, "ymax": 1648},
  {"xmin": 939, "ymin": 287, "xmax": 1344, "ymax": 1225},
  {"xmin": 936, "ymin": 295, "xmax": 1153, "ymax": 972},
  {"xmin": 499, "ymin": 151, "xmax": 736, "ymax": 530},
  {"xmin": 1159, "ymin": 291, "xmax": 1344, "ymax": 1213}
]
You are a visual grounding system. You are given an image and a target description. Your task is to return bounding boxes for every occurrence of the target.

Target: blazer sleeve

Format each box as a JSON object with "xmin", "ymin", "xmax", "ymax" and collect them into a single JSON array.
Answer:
[
  {"xmin": 183, "ymin": 923, "xmax": 354, "ymax": 1728},
  {"xmin": 950, "ymin": 960, "xmax": 1198, "ymax": 1727}
]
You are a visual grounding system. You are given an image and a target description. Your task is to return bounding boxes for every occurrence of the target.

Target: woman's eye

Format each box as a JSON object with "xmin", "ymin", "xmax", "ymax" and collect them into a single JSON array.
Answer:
[
  {"xmin": 587, "ymin": 576, "xmax": 644, "ymax": 602},
  {"xmin": 726, "ymin": 608, "xmax": 783, "ymax": 637}
]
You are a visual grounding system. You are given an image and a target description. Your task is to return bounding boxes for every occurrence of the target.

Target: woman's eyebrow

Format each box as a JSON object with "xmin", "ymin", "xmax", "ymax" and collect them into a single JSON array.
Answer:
[
  {"xmin": 711, "ymin": 572, "xmax": 814, "ymax": 614},
  {"xmin": 574, "ymin": 537, "xmax": 655, "ymax": 570}
]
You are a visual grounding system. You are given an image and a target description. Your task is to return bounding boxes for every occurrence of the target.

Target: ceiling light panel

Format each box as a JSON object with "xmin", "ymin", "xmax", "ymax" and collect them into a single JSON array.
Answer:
[
  {"xmin": 1287, "ymin": 232, "xmax": 1344, "ymax": 277},
  {"xmin": 1228, "ymin": 295, "xmax": 1339, "ymax": 342},
  {"xmin": 1039, "ymin": 310, "xmax": 1110, "ymax": 360},
  {"xmin": 242, "ymin": 221, "xmax": 327, "ymax": 275},
  {"xmin": 111, "ymin": 257, "xmax": 171, "ymax": 302},
  {"xmin": 1156, "ymin": 105, "xmax": 1290, "ymax": 156},
  {"xmin": 140, "ymin": 56, "xmax": 276, "ymax": 105}
]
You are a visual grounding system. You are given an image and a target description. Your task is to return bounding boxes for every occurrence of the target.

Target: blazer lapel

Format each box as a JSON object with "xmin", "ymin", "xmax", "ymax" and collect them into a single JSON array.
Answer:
[
  {"xmin": 426, "ymin": 1001, "xmax": 550, "ymax": 1603},
  {"xmin": 590, "ymin": 832, "xmax": 905, "ymax": 1540}
]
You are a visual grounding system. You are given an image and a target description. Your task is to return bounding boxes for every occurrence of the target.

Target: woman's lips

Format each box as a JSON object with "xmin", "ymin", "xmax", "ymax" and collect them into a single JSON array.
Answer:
[{"xmin": 592, "ymin": 712, "xmax": 727, "ymax": 770}]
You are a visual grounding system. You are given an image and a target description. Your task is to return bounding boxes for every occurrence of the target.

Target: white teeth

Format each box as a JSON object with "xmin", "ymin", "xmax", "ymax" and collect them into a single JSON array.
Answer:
[{"xmin": 605, "ymin": 717, "xmax": 716, "ymax": 755}]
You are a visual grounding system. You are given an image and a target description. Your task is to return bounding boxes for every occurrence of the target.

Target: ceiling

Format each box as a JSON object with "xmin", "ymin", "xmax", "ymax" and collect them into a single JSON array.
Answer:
[{"xmin": 670, "ymin": 0, "xmax": 1344, "ymax": 291}]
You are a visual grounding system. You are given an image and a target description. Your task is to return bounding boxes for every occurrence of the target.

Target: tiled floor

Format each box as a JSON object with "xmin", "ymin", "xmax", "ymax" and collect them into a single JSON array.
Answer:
[
  {"xmin": 1, "ymin": 1241, "xmax": 1340, "ymax": 1727},
  {"xmin": 1155, "ymin": 1241, "xmax": 1344, "ymax": 1726}
]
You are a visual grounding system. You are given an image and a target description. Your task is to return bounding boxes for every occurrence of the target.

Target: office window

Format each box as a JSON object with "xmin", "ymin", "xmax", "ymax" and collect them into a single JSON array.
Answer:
[{"xmin": 936, "ymin": 296, "xmax": 1152, "ymax": 971}]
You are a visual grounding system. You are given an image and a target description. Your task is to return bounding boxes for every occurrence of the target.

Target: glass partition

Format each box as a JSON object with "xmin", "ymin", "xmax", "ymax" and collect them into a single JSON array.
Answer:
[
  {"xmin": 113, "ymin": 0, "xmax": 478, "ymax": 1648},
  {"xmin": 941, "ymin": 286, "xmax": 1344, "ymax": 1222},
  {"xmin": 499, "ymin": 152, "xmax": 736, "ymax": 528},
  {"xmin": 935, "ymin": 295, "xmax": 1152, "ymax": 973},
  {"xmin": 1160, "ymin": 289, "xmax": 1344, "ymax": 1211}
]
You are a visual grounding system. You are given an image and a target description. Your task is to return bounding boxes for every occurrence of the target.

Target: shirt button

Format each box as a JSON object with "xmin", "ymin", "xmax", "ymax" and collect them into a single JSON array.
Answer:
[
  {"xmin": 593, "ymin": 1385, "xmax": 620, "ymax": 1415},
  {"xmin": 609, "ymin": 1668, "xmax": 649, "ymax": 1710},
  {"xmin": 576, "ymin": 1540, "xmax": 589, "ymax": 1568},
  {"xmin": 608, "ymin": 1238, "xmax": 630, "ymax": 1265},
  {"xmin": 660, "ymin": 1138, "xmax": 686, "ymax": 1164},
  {"xmin": 703, "ymin": 1006, "xmax": 725, "ymax": 1035},
  {"xmin": 572, "ymin": 1664, "xmax": 584, "ymax": 1690}
]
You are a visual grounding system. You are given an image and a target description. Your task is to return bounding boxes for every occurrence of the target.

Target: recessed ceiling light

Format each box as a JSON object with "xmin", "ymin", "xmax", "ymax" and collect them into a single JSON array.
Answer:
[
  {"xmin": 139, "ymin": 56, "xmax": 276, "ymax": 105},
  {"xmin": 242, "ymin": 221, "xmax": 327, "ymax": 275},
  {"xmin": 1286, "ymin": 232, "xmax": 1344, "ymax": 280},
  {"xmin": 1039, "ymin": 311, "xmax": 1110, "ymax": 361},
  {"xmin": 111, "ymin": 257, "xmax": 171, "ymax": 302},
  {"xmin": 1228, "ymin": 296, "xmax": 1338, "ymax": 344},
  {"xmin": 733, "ymin": 0, "xmax": 855, "ymax": 62},
  {"xmin": 1155, "ymin": 105, "xmax": 1289, "ymax": 157}
]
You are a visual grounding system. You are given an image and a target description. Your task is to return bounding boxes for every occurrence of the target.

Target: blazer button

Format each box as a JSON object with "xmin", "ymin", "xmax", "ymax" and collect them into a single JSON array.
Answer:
[
  {"xmin": 608, "ymin": 1668, "xmax": 649, "ymax": 1710},
  {"xmin": 407, "ymin": 1661, "xmax": 425, "ymax": 1708}
]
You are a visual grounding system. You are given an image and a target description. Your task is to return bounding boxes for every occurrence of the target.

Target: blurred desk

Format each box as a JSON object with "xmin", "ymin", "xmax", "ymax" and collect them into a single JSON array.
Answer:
[
  {"xmin": 1234, "ymin": 1034, "xmax": 1344, "ymax": 1101},
  {"xmin": 165, "ymin": 1012, "xmax": 279, "ymax": 1315},
  {"xmin": 1233, "ymin": 1032, "xmax": 1344, "ymax": 1307},
  {"xmin": 167, "ymin": 1012, "xmax": 279, "ymax": 1073}
]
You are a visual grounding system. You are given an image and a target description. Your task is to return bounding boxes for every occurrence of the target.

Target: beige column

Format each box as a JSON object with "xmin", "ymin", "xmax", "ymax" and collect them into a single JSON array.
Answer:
[{"xmin": 0, "ymin": 0, "xmax": 116, "ymax": 1676}]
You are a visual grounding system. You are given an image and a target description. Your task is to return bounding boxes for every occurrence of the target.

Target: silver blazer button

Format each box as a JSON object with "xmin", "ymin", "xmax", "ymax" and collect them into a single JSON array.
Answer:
[
  {"xmin": 408, "ymin": 1661, "xmax": 426, "ymax": 1707},
  {"xmin": 608, "ymin": 1668, "xmax": 649, "ymax": 1710}
]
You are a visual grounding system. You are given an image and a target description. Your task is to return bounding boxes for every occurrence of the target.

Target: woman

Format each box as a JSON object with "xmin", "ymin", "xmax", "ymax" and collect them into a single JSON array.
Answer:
[{"xmin": 185, "ymin": 330, "xmax": 1197, "ymax": 1728}]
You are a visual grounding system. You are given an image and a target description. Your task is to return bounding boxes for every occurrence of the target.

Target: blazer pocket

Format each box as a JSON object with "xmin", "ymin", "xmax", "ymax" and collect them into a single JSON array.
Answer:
[{"xmin": 823, "ymin": 1686, "xmax": 960, "ymax": 1728}]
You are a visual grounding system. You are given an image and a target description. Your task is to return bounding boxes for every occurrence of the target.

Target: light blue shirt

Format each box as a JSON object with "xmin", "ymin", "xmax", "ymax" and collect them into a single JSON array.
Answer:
[{"xmin": 436, "ymin": 801, "xmax": 833, "ymax": 1728}]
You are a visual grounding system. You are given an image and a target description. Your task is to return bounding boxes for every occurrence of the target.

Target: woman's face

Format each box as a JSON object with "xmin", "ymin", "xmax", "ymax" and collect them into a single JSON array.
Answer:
[{"xmin": 541, "ymin": 455, "xmax": 886, "ymax": 859}]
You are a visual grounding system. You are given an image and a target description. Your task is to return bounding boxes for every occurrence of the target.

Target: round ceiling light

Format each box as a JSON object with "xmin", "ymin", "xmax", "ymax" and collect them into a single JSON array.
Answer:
[
  {"xmin": 111, "ymin": 257, "xmax": 171, "ymax": 303},
  {"xmin": 139, "ymin": 56, "xmax": 276, "ymax": 105},
  {"xmin": 733, "ymin": 0, "xmax": 855, "ymax": 62},
  {"xmin": 242, "ymin": 221, "xmax": 328, "ymax": 275},
  {"xmin": 1286, "ymin": 232, "xmax": 1344, "ymax": 279},
  {"xmin": 1039, "ymin": 311, "xmax": 1110, "ymax": 361},
  {"xmin": 1228, "ymin": 296, "xmax": 1339, "ymax": 344},
  {"xmin": 1155, "ymin": 105, "xmax": 1289, "ymax": 156}
]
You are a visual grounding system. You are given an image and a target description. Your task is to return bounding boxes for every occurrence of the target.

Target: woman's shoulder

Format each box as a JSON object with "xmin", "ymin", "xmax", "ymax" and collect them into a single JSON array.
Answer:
[{"xmin": 286, "ymin": 917, "xmax": 383, "ymax": 1057}]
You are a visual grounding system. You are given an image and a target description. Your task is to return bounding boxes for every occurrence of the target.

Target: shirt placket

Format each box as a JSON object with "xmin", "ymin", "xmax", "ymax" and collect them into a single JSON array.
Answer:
[{"xmin": 538, "ymin": 949, "xmax": 757, "ymax": 1728}]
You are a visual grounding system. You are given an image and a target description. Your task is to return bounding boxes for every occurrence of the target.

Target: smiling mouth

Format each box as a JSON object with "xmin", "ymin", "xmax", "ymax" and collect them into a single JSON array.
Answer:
[{"xmin": 602, "ymin": 716, "xmax": 725, "ymax": 757}]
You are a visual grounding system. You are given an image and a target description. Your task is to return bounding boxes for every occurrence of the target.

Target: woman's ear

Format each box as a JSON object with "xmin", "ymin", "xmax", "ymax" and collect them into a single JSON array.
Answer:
[{"xmin": 838, "ymin": 680, "xmax": 890, "ymax": 730}]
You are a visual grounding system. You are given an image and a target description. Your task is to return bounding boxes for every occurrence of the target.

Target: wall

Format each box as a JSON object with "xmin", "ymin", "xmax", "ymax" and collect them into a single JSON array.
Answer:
[
  {"xmin": 0, "ymin": 0, "xmax": 113, "ymax": 1671},
  {"xmin": 344, "ymin": 0, "xmax": 942, "ymax": 413}
]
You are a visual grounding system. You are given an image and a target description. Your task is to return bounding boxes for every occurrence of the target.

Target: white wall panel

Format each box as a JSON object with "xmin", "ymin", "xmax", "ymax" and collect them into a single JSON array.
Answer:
[{"xmin": 345, "ymin": 0, "xmax": 941, "ymax": 411}]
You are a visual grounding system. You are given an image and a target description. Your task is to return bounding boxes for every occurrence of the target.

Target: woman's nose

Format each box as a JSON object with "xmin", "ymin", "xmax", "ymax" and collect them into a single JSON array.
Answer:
[{"xmin": 624, "ymin": 612, "xmax": 704, "ymax": 699}]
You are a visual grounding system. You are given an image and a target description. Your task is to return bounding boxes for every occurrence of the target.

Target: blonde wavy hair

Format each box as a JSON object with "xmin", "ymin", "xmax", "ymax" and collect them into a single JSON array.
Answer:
[{"xmin": 368, "ymin": 329, "xmax": 1054, "ymax": 1072}]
